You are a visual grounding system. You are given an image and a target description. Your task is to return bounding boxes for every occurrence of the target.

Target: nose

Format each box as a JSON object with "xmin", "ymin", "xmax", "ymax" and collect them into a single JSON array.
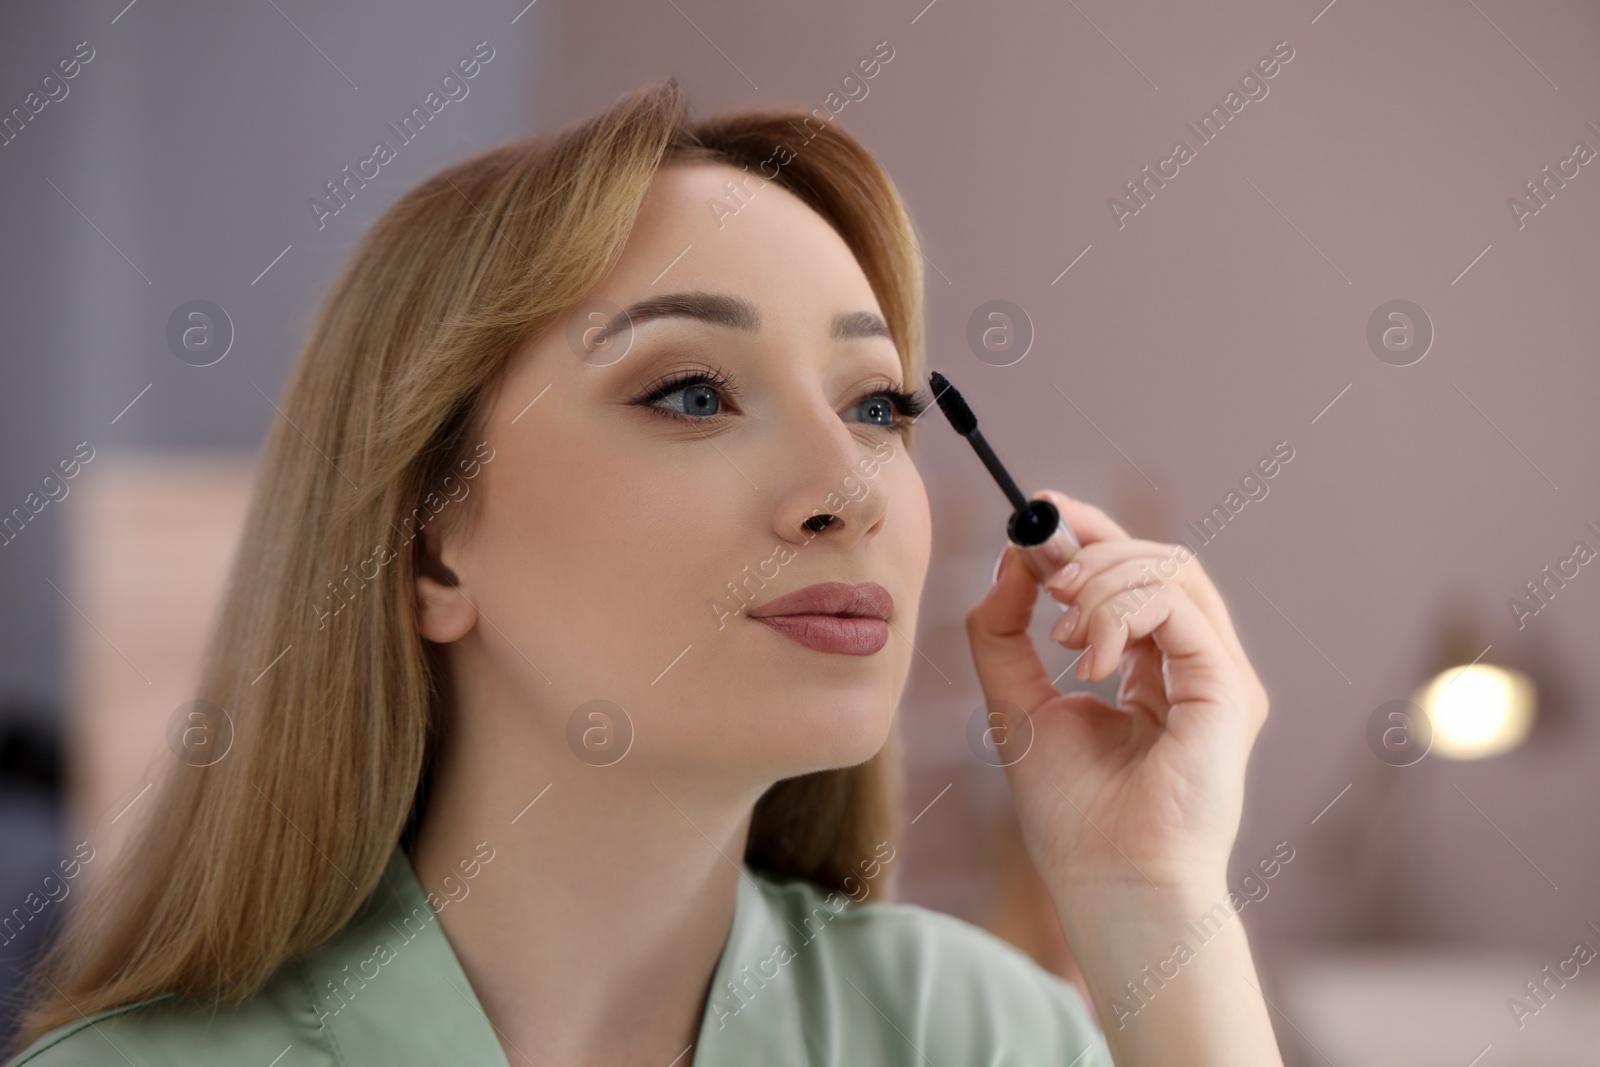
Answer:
[{"xmin": 768, "ymin": 403, "xmax": 890, "ymax": 553}]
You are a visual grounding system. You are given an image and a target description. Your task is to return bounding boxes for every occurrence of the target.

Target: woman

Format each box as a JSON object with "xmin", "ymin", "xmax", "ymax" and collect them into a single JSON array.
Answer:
[{"xmin": 7, "ymin": 78, "xmax": 1283, "ymax": 1065}]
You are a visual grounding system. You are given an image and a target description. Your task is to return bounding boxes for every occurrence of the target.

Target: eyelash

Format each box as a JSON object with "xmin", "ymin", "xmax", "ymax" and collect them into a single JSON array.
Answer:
[{"xmin": 632, "ymin": 367, "xmax": 929, "ymax": 434}]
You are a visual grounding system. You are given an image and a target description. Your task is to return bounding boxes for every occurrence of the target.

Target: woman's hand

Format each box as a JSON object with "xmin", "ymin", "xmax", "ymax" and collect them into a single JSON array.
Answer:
[
  {"xmin": 965, "ymin": 489, "xmax": 1270, "ymax": 897},
  {"xmin": 965, "ymin": 491, "xmax": 1285, "ymax": 1066}
]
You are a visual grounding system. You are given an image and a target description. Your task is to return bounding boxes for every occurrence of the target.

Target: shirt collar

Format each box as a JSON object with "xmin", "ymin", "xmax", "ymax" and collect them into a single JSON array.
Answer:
[
  {"xmin": 691, "ymin": 867, "xmax": 812, "ymax": 1066},
  {"xmin": 301, "ymin": 846, "xmax": 512, "ymax": 1065},
  {"xmin": 305, "ymin": 847, "xmax": 810, "ymax": 1066}
]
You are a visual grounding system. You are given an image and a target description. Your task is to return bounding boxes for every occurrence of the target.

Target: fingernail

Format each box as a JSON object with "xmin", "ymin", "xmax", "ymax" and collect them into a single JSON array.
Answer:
[
  {"xmin": 1076, "ymin": 646, "xmax": 1093, "ymax": 680},
  {"xmin": 1050, "ymin": 561, "xmax": 1080, "ymax": 589},
  {"xmin": 992, "ymin": 546, "xmax": 1012, "ymax": 584},
  {"xmin": 1050, "ymin": 607, "xmax": 1075, "ymax": 642}
]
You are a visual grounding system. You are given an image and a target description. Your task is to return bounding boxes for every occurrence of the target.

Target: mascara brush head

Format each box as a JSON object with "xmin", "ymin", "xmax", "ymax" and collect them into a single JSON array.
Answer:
[
  {"xmin": 927, "ymin": 370, "xmax": 1030, "ymax": 514},
  {"xmin": 928, "ymin": 371, "xmax": 978, "ymax": 436},
  {"xmin": 926, "ymin": 370, "xmax": 1080, "ymax": 565}
]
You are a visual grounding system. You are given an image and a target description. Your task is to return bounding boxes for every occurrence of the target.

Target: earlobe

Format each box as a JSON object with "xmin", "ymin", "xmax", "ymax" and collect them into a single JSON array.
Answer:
[
  {"xmin": 415, "ymin": 573, "xmax": 476, "ymax": 643},
  {"xmin": 414, "ymin": 540, "xmax": 476, "ymax": 643}
]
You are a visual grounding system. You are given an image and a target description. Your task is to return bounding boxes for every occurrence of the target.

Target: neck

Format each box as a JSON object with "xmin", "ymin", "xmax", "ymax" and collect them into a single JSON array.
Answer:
[{"xmin": 410, "ymin": 677, "xmax": 771, "ymax": 1066}]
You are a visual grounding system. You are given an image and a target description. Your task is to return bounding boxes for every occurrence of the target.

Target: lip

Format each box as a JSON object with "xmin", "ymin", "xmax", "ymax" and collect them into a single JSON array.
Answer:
[
  {"xmin": 748, "ymin": 581, "xmax": 893, "ymax": 656},
  {"xmin": 748, "ymin": 581, "xmax": 893, "ymax": 621}
]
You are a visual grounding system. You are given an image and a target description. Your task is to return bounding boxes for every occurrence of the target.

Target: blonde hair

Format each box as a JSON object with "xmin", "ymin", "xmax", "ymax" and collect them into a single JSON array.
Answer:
[{"xmin": 11, "ymin": 76, "xmax": 925, "ymax": 1052}]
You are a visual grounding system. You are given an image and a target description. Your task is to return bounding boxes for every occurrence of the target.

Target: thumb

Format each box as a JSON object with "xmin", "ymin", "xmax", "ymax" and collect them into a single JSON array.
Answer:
[{"xmin": 965, "ymin": 543, "xmax": 1059, "ymax": 717}]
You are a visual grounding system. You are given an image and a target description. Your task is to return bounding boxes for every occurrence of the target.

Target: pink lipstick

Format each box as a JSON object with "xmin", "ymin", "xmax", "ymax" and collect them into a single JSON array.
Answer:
[{"xmin": 748, "ymin": 581, "xmax": 892, "ymax": 656}]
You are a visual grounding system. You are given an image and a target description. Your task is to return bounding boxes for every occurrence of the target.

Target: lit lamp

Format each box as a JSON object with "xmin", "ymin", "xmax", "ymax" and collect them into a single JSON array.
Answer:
[
  {"xmin": 1411, "ymin": 663, "xmax": 1537, "ymax": 760},
  {"xmin": 1408, "ymin": 604, "xmax": 1542, "ymax": 764}
]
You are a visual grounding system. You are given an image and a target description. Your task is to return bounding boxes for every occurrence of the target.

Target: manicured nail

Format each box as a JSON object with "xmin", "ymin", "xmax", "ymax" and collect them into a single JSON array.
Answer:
[
  {"xmin": 1050, "ymin": 561, "xmax": 1080, "ymax": 589},
  {"xmin": 1076, "ymin": 646, "xmax": 1094, "ymax": 680},
  {"xmin": 992, "ymin": 547, "xmax": 1013, "ymax": 584}
]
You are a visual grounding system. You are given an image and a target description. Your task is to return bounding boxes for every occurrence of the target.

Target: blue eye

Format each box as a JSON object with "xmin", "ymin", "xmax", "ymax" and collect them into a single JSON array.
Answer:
[
  {"xmin": 659, "ymin": 382, "xmax": 721, "ymax": 417},
  {"xmin": 852, "ymin": 395, "xmax": 898, "ymax": 426},
  {"xmin": 632, "ymin": 368, "xmax": 927, "ymax": 435},
  {"xmin": 635, "ymin": 369, "xmax": 735, "ymax": 422},
  {"xmin": 846, "ymin": 388, "xmax": 929, "ymax": 433}
]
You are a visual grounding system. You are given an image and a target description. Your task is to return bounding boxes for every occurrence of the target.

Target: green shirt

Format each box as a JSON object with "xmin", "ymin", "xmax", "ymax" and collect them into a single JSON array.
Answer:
[{"xmin": 8, "ymin": 846, "xmax": 1112, "ymax": 1065}]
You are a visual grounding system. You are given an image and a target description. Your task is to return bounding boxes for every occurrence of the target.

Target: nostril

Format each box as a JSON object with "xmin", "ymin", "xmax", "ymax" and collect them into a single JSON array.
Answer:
[{"xmin": 804, "ymin": 513, "xmax": 835, "ymax": 532}]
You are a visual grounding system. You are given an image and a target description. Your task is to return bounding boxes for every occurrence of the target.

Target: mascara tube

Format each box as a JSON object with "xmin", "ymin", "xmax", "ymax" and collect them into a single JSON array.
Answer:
[
  {"xmin": 1004, "ymin": 495, "xmax": 1081, "ymax": 584},
  {"xmin": 927, "ymin": 371, "xmax": 1081, "ymax": 584}
]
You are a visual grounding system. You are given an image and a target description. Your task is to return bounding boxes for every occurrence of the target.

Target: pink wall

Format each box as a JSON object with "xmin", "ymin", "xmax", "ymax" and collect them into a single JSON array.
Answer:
[{"xmin": 526, "ymin": 0, "xmax": 1600, "ymax": 954}]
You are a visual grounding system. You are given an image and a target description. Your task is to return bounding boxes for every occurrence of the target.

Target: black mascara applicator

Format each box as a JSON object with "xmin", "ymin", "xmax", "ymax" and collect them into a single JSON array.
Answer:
[{"xmin": 928, "ymin": 371, "xmax": 1081, "ymax": 582}]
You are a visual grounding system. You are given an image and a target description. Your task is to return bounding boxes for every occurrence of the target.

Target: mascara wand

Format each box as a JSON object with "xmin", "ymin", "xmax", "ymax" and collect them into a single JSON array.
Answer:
[{"xmin": 928, "ymin": 371, "xmax": 1081, "ymax": 582}]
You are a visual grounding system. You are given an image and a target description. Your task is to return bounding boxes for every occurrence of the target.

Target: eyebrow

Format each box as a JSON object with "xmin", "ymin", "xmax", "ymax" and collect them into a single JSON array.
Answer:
[{"xmin": 597, "ymin": 291, "xmax": 892, "ymax": 344}]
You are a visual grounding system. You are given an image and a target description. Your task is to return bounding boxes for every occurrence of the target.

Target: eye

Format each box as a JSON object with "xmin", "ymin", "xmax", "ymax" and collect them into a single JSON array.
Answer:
[
  {"xmin": 661, "ymin": 382, "xmax": 721, "ymax": 418},
  {"xmin": 634, "ymin": 369, "xmax": 736, "ymax": 422},
  {"xmin": 846, "ymin": 388, "xmax": 929, "ymax": 435},
  {"xmin": 852, "ymin": 395, "xmax": 897, "ymax": 426},
  {"xmin": 632, "ymin": 368, "xmax": 929, "ymax": 435}
]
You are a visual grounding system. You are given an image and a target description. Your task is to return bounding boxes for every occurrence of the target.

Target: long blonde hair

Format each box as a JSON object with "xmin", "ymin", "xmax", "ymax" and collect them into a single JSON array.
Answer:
[{"xmin": 11, "ymin": 77, "xmax": 926, "ymax": 1052}]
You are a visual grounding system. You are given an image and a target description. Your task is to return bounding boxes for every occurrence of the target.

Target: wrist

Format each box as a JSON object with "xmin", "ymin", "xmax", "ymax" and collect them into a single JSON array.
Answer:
[
  {"xmin": 1056, "ymin": 888, "xmax": 1281, "ymax": 1065},
  {"xmin": 1049, "ymin": 866, "xmax": 1231, "ymax": 916},
  {"xmin": 1048, "ymin": 876, "xmax": 1239, "ymax": 976}
]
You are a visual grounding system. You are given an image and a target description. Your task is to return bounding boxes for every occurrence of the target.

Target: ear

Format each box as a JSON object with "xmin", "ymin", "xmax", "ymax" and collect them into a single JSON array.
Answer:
[{"xmin": 414, "ymin": 524, "xmax": 477, "ymax": 644}]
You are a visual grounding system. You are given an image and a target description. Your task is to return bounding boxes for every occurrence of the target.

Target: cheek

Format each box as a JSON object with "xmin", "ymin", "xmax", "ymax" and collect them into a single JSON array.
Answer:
[
  {"xmin": 887, "ymin": 459, "xmax": 932, "ymax": 591},
  {"xmin": 463, "ymin": 422, "xmax": 930, "ymax": 742},
  {"xmin": 476, "ymin": 441, "xmax": 745, "ymax": 646},
  {"xmin": 903, "ymin": 475, "xmax": 933, "ymax": 686}
]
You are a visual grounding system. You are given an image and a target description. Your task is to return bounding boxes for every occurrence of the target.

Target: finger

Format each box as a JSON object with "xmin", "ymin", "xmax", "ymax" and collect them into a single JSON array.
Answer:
[
  {"xmin": 1079, "ymin": 581, "xmax": 1229, "ymax": 694},
  {"xmin": 1026, "ymin": 493, "xmax": 1259, "ymax": 710},
  {"xmin": 1115, "ymin": 640, "xmax": 1172, "ymax": 725},
  {"xmin": 1042, "ymin": 539, "xmax": 1189, "ymax": 601},
  {"xmin": 1052, "ymin": 560, "xmax": 1173, "ymax": 650},
  {"xmin": 966, "ymin": 543, "xmax": 1061, "ymax": 716},
  {"xmin": 1047, "ymin": 541, "xmax": 1254, "ymax": 686},
  {"xmin": 1027, "ymin": 492, "xmax": 1250, "ymax": 679},
  {"xmin": 1030, "ymin": 489, "xmax": 1132, "ymax": 552},
  {"xmin": 1043, "ymin": 543, "xmax": 1184, "ymax": 627},
  {"xmin": 1146, "ymin": 557, "xmax": 1266, "ymax": 716}
]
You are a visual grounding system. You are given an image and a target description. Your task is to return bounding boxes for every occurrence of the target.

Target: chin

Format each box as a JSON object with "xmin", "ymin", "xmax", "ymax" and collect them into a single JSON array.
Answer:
[
  {"xmin": 645, "ymin": 690, "xmax": 894, "ymax": 778},
  {"xmin": 748, "ymin": 694, "xmax": 897, "ymax": 774}
]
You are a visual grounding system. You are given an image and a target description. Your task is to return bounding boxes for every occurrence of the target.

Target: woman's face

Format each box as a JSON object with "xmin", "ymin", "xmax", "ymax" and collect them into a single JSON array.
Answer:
[{"xmin": 423, "ymin": 161, "xmax": 932, "ymax": 781}]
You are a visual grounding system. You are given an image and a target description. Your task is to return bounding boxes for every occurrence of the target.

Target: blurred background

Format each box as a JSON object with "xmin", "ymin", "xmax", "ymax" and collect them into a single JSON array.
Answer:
[{"xmin": 3, "ymin": 1, "xmax": 1598, "ymax": 1062}]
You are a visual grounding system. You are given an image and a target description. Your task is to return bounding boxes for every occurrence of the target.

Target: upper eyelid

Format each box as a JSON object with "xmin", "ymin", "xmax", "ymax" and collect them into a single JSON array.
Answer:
[
  {"xmin": 638, "ymin": 370, "xmax": 736, "ymax": 403},
  {"xmin": 639, "ymin": 370, "xmax": 907, "ymax": 413}
]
